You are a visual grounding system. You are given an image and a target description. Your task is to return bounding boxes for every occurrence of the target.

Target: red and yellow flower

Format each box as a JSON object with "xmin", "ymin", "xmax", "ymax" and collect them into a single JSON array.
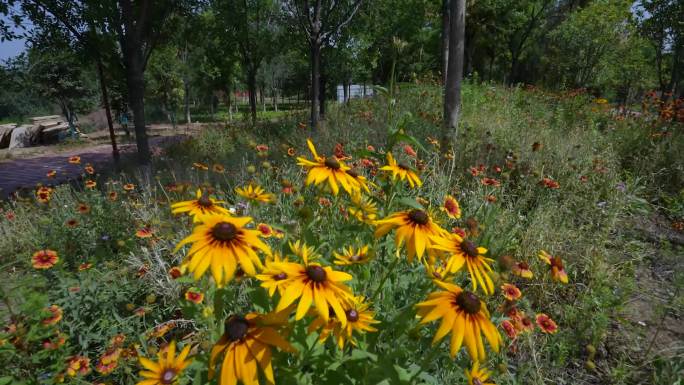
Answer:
[
  {"xmin": 32, "ymin": 249, "xmax": 59, "ymax": 269},
  {"xmin": 184, "ymin": 289, "xmax": 204, "ymax": 304},
  {"xmin": 538, "ymin": 250, "xmax": 568, "ymax": 283},
  {"xmin": 441, "ymin": 195, "xmax": 461, "ymax": 219},
  {"xmin": 535, "ymin": 313, "xmax": 558, "ymax": 334},
  {"xmin": 42, "ymin": 305, "xmax": 63, "ymax": 326},
  {"xmin": 501, "ymin": 283, "xmax": 522, "ymax": 301}
]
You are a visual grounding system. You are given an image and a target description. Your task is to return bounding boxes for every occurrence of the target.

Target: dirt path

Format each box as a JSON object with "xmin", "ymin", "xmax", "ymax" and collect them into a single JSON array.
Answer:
[{"xmin": 0, "ymin": 134, "xmax": 187, "ymax": 198}]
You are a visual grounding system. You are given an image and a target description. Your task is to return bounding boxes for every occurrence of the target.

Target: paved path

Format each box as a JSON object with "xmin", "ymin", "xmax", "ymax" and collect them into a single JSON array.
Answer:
[{"xmin": 0, "ymin": 135, "xmax": 187, "ymax": 198}]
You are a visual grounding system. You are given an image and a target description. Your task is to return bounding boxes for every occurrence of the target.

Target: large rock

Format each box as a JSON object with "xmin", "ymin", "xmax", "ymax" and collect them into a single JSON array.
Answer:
[
  {"xmin": 0, "ymin": 123, "xmax": 17, "ymax": 149},
  {"xmin": 30, "ymin": 115, "xmax": 61, "ymax": 124},
  {"xmin": 8, "ymin": 125, "xmax": 32, "ymax": 149}
]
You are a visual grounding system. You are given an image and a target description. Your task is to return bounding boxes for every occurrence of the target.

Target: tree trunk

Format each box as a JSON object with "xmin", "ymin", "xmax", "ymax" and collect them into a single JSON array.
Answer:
[
  {"xmin": 247, "ymin": 69, "xmax": 258, "ymax": 124},
  {"xmin": 319, "ymin": 71, "xmax": 326, "ymax": 118},
  {"xmin": 123, "ymin": 47, "xmax": 150, "ymax": 165},
  {"xmin": 184, "ymin": 78, "xmax": 191, "ymax": 126},
  {"xmin": 95, "ymin": 56, "xmax": 119, "ymax": 161},
  {"xmin": 442, "ymin": 0, "xmax": 465, "ymax": 150},
  {"xmin": 310, "ymin": 41, "xmax": 321, "ymax": 128},
  {"xmin": 442, "ymin": 0, "xmax": 450, "ymax": 85},
  {"xmin": 343, "ymin": 81, "xmax": 349, "ymax": 103}
]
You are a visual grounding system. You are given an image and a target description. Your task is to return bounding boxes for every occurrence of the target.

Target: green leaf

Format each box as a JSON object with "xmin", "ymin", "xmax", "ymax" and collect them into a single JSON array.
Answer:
[
  {"xmin": 350, "ymin": 349, "xmax": 377, "ymax": 362},
  {"xmin": 0, "ymin": 377, "xmax": 14, "ymax": 385},
  {"xmin": 396, "ymin": 197, "xmax": 424, "ymax": 210}
]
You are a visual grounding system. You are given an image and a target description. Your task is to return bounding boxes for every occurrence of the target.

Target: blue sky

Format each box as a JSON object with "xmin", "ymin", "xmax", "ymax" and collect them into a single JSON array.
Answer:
[{"xmin": 0, "ymin": 11, "xmax": 30, "ymax": 62}]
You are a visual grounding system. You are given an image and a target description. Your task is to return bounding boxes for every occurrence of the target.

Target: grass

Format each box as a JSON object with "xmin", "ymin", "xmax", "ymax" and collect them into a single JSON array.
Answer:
[{"xmin": 0, "ymin": 81, "xmax": 682, "ymax": 385}]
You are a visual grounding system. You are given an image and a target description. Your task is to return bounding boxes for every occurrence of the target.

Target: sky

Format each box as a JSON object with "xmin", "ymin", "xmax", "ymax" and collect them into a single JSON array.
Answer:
[{"xmin": 0, "ymin": 11, "xmax": 30, "ymax": 62}]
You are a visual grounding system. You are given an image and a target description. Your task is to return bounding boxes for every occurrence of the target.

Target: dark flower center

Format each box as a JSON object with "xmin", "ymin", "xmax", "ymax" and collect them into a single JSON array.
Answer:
[
  {"xmin": 350, "ymin": 254, "xmax": 362, "ymax": 262},
  {"xmin": 456, "ymin": 291, "xmax": 481, "ymax": 314},
  {"xmin": 346, "ymin": 309, "xmax": 359, "ymax": 322},
  {"xmin": 213, "ymin": 222, "xmax": 237, "ymax": 241},
  {"xmin": 473, "ymin": 378, "xmax": 484, "ymax": 385},
  {"xmin": 306, "ymin": 265, "xmax": 327, "ymax": 282},
  {"xmin": 408, "ymin": 209, "xmax": 429, "ymax": 225},
  {"xmin": 161, "ymin": 368, "xmax": 176, "ymax": 384},
  {"xmin": 324, "ymin": 158, "xmax": 341, "ymax": 170},
  {"xmin": 398, "ymin": 162, "xmax": 410, "ymax": 170},
  {"xmin": 460, "ymin": 240, "xmax": 479, "ymax": 258},
  {"xmin": 432, "ymin": 271, "xmax": 443, "ymax": 279},
  {"xmin": 518, "ymin": 262, "xmax": 529, "ymax": 269},
  {"xmin": 346, "ymin": 169, "xmax": 359, "ymax": 178},
  {"xmin": 550, "ymin": 257, "xmax": 564, "ymax": 269},
  {"xmin": 198, "ymin": 195, "xmax": 213, "ymax": 207},
  {"xmin": 225, "ymin": 315, "xmax": 249, "ymax": 341},
  {"xmin": 274, "ymin": 272, "xmax": 287, "ymax": 280}
]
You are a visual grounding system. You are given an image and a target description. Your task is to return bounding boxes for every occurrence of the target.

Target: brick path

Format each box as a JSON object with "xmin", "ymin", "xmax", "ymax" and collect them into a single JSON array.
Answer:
[{"xmin": 0, "ymin": 135, "xmax": 187, "ymax": 198}]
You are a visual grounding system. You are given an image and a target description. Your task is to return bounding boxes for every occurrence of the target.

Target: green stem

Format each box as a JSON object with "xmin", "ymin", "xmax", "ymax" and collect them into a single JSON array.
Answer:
[
  {"xmin": 410, "ymin": 343, "xmax": 441, "ymax": 382},
  {"xmin": 370, "ymin": 256, "xmax": 400, "ymax": 302}
]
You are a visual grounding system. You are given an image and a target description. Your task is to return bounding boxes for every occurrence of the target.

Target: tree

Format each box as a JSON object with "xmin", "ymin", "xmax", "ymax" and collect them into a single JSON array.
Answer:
[
  {"xmin": 283, "ymin": 0, "xmax": 363, "ymax": 129},
  {"xmin": 442, "ymin": 0, "xmax": 465, "ymax": 151}
]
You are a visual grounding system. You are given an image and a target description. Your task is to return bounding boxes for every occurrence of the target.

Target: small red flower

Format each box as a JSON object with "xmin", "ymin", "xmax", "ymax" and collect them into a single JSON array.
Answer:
[
  {"xmin": 541, "ymin": 177, "xmax": 560, "ymax": 189},
  {"xmin": 257, "ymin": 223, "xmax": 274, "ymax": 238},
  {"xmin": 536, "ymin": 313, "xmax": 558, "ymax": 334},
  {"xmin": 42, "ymin": 305, "xmax": 63, "ymax": 325},
  {"xmin": 123, "ymin": 183, "xmax": 135, "ymax": 191},
  {"xmin": 441, "ymin": 195, "xmax": 461, "ymax": 219},
  {"xmin": 47, "ymin": 170, "xmax": 57, "ymax": 178},
  {"xmin": 579, "ymin": 175, "xmax": 588, "ymax": 183},
  {"xmin": 68, "ymin": 156, "xmax": 81, "ymax": 164},
  {"xmin": 84, "ymin": 180, "xmax": 97, "ymax": 189},
  {"xmin": 501, "ymin": 320, "xmax": 518, "ymax": 339},
  {"xmin": 135, "ymin": 227, "xmax": 153, "ymax": 238},
  {"xmin": 184, "ymin": 289, "xmax": 204, "ymax": 304},
  {"xmin": 84, "ymin": 165, "xmax": 95, "ymax": 175},
  {"xmin": 169, "ymin": 267, "xmax": 182, "ymax": 279},
  {"xmin": 501, "ymin": 283, "xmax": 522, "ymax": 301},
  {"xmin": 78, "ymin": 262, "xmax": 92, "ymax": 271},
  {"xmin": 481, "ymin": 177, "xmax": 501, "ymax": 187},
  {"xmin": 451, "ymin": 227, "xmax": 466, "ymax": 237},
  {"xmin": 32, "ymin": 249, "xmax": 59, "ymax": 269},
  {"xmin": 403, "ymin": 144, "xmax": 417, "ymax": 158}
]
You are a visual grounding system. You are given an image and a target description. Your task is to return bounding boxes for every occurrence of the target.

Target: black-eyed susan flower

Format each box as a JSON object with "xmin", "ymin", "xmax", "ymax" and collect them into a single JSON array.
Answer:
[
  {"xmin": 465, "ymin": 362, "xmax": 495, "ymax": 385},
  {"xmin": 441, "ymin": 195, "xmax": 461, "ymax": 219},
  {"xmin": 511, "ymin": 261, "xmax": 533, "ymax": 279},
  {"xmin": 308, "ymin": 296, "xmax": 379, "ymax": 349},
  {"xmin": 68, "ymin": 156, "xmax": 81, "ymax": 164},
  {"xmin": 333, "ymin": 245, "xmax": 372, "ymax": 265},
  {"xmin": 374, "ymin": 209, "xmax": 446, "ymax": 263},
  {"xmin": 171, "ymin": 189, "xmax": 230, "ymax": 221},
  {"xmin": 209, "ymin": 313, "xmax": 295, "ymax": 385},
  {"xmin": 184, "ymin": 289, "xmax": 204, "ymax": 304},
  {"xmin": 348, "ymin": 193, "xmax": 378, "ymax": 224},
  {"xmin": 263, "ymin": 242, "xmax": 354, "ymax": 326},
  {"xmin": 415, "ymin": 282, "xmax": 501, "ymax": 360},
  {"xmin": 429, "ymin": 234, "xmax": 495, "ymax": 295},
  {"xmin": 235, "ymin": 184, "xmax": 275, "ymax": 204},
  {"xmin": 535, "ymin": 313, "xmax": 558, "ymax": 334},
  {"xmin": 379, "ymin": 152, "xmax": 422, "ymax": 188},
  {"xmin": 346, "ymin": 169, "xmax": 372, "ymax": 193},
  {"xmin": 32, "ymin": 249, "xmax": 59, "ymax": 269},
  {"xmin": 42, "ymin": 305, "xmax": 63, "ymax": 325},
  {"xmin": 538, "ymin": 250, "xmax": 568, "ymax": 283},
  {"xmin": 256, "ymin": 253, "xmax": 290, "ymax": 296},
  {"xmin": 137, "ymin": 340, "xmax": 192, "ymax": 385},
  {"xmin": 501, "ymin": 283, "xmax": 522, "ymax": 301},
  {"xmin": 296, "ymin": 139, "xmax": 360, "ymax": 196},
  {"xmin": 175, "ymin": 213, "xmax": 270, "ymax": 287},
  {"xmin": 423, "ymin": 257, "xmax": 459, "ymax": 284}
]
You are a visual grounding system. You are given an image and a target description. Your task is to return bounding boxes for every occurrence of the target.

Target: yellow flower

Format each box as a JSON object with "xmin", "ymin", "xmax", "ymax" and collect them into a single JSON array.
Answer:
[
  {"xmin": 235, "ymin": 184, "xmax": 275, "ymax": 204},
  {"xmin": 260, "ymin": 242, "xmax": 354, "ymax": 327},
  {"xmin": 379, "ymin": 152, "xmax": 422, "ymax": 188},
  {"xmin": 256, "ymin": 253, "xmax": 291, "ymax": 296},
  {"xmin": 333, "ymin": 245, "xmax": 372, "ymax": 265},
  {"xmin": 171, "ymin": 189, "xmax": 230, "ymax": 221},
  {"xmin": 423, "ymin": 258, "xmax": 458, "ymax": 284},
  {"xmin": 538, "ymin": 250, "xmax": 568, "ymax": 284},
  {"xmin": 296, "ymin": 139, "xmax": 360, "ymax": 196},
  {"xmin": 209, "ymin": 313, "xmax": 296, "ymax": 385},
  {"xmin": 308, "ymin": 296, "xmax": 380, "ymax": 349},
  {"xmin": 465, "ymin": 361, "xmax": 495, "ymax": 385},
  {"xmin": 374, "ymin": 209, "xmax": 446, "ymax": 262},
  {"xmin": 415, "ymin": 282, "xmax": 501, "ymax": 361},
  {"xmin": 175, "ymin": 213, "xmax": 270, "ymax": 287},
  {"xmin": 137, "ymin": 340, "xmax": 192, "ymax": 385},
  {"xmin": 430, "ymin": 234, "xmax": 495, "ymax": 295},
  {"xmin": 348, "ymin": 193, "xmax": 378, "ymax": 224}
]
